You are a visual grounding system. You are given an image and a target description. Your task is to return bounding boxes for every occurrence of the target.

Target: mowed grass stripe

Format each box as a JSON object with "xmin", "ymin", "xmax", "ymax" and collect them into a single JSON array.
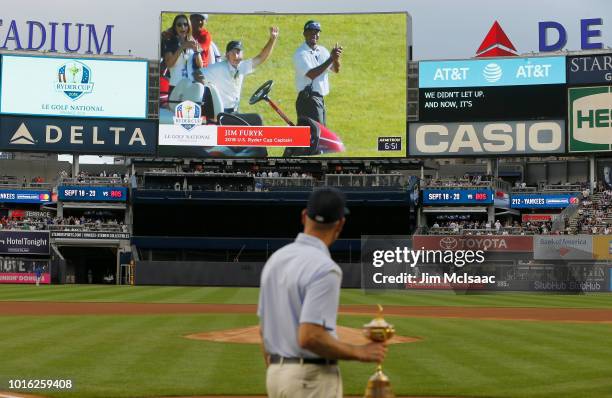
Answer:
[
  {"xmin": 1, "ymin": 285, "xmax": 612, "ymax": 308},
  {"xmin": 1, "ymin": 314, "xmax": 612, "ymax": 397},
  {"xmin": 339, "ymin": 315, "xmax": 612, "ymax": 397}
]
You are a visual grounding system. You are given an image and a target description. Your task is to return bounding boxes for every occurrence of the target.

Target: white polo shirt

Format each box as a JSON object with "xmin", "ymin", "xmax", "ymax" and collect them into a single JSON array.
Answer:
[
  {"xmin": 293, "ymin": 42, "xmax": 331, "ymax": 96},
  {"xmin": 201, "ymin": 59, "xmax": 254, "ymax": 110},
  {"xmin": 258, "ymin": 233, "xmax": 342, "ymax": 358}
]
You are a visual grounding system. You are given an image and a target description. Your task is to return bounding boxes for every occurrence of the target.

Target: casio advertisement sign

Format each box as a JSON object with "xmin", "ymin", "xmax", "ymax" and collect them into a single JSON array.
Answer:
[
  {"xmin": 419, "ymin": 56, "xmax": 566, "ymax": 88},
  {"xmin": 409, "ymin": 120, "xmax": 565, "ymax": 157},
  {"xmin": 567, "ymin": 53, "xmax": 612, "ymax": 84},
  {"xmin": 0, "ymin": 115, "xmax": 157, "ymax": 155}
]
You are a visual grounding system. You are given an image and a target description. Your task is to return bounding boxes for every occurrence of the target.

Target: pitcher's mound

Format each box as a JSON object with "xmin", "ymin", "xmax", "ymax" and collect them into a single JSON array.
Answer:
[{"xmin": 185, "ymin": 325, "xmax": 420, "ymax": 345}]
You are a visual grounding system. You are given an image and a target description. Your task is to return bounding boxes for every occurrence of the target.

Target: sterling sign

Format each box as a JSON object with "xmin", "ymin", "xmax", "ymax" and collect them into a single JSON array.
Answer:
[{"xmin": 408, "ymin": 120, "xmax": 565, "ymax": 156}]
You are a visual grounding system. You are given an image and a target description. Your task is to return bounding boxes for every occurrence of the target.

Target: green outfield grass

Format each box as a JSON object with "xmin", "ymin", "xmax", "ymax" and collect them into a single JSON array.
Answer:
[
  {"xmin": 161, "ymin": 12, "xmax": 407, "ymax": 158},
  {"xmin": 1, "ymin": 312, "xmax": 611, "ymax": 398},
  {"xmin": 0, "ymin": 285, "xmax": 611, "ymax": 308}
]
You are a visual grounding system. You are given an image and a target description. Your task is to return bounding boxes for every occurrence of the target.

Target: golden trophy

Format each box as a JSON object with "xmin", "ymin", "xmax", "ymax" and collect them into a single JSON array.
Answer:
[{"xmin": 363, "ymin": 304, "xmax": 395, "ymax": 398}]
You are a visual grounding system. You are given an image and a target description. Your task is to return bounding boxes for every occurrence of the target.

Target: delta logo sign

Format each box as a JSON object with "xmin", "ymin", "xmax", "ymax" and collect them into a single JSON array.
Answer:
[{"xmin": 475, "ymin": 18, "xmax": 605, "ymax": 57}]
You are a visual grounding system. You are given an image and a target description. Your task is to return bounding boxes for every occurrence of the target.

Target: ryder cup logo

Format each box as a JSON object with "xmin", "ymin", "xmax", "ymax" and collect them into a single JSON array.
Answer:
[
  {"xmin": 173, "ymin": 100, "xmax": 203, "ymax": 131},
  {"xmin": 56, "ymin": 61, "xmax": 94, "ymax": 100}
]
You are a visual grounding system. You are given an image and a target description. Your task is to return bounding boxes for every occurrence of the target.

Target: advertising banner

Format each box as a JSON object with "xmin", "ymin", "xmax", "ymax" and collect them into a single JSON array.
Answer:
[
  {"xmin": 0, "ymin": 190, "xmax": 51, "ymax": 204},
  {"xmin": 0, "ymin": 115, "xmax": 157, "ymax": 155},
  {"xmin": 413, "ymin": 235, "xmax": 533, "ymax": 252},
  {"xmin": 567, "ymin": 53, "xmax": 612, "ymax": 84},
  {"xmin": 409, "ymin": 120, "xmax": 565, "ymax": 156},
  {"xmin": 418, "ymin": 85, "xmax": 566, "ymax": 122},
  {"xmin": 0, "ymin": 231, "xmax": 50, "ymax": 255},
  {"xmin": 593, "ymin": 236, "xmax": 612, "ymax": 261},
  {"xmin": 568, "ymin": 86, "xmax": 612, "ymax": 153},
  {"xmin": 50, "ymin": 231, "xmax": 130, "ymax": 240},
  {"xmin": 0, "ymin": 55, "xmax": 148, "ymax": 119},
  {"xmin": 423, "ymin": 189, "xmax": 493, "ymax": 205},
  {"xmin": 419, "ymin": 56, "xmax": 566, "ymax": 88},
  {"xmin": 8, "ymin": 210, "xmax": 54, "ymax": 219},
  {"xmin": 58, "ymin": 186, "xmax": 127, "ymax": 202},
  {"xmin": 534, "ymin": 235, "xmax": 593, "ymax": 260},
  {"xmin": 511, "ymin": 193, "xmax": 580, "ymax": 209},
  {"xmin": 522, "ymin": 214, "xmax": 555, "ymax": 222},
  {"xmin": 158, "ymin": 124, "xmax": 310, "ymax": 147},
  {"xmin": 0, "ymin": 258, "xmax": 50, "ymax": 284}
]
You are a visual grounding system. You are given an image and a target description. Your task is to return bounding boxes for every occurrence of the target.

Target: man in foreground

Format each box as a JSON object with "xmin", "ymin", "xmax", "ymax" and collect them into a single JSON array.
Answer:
[{"xmin": 258, "ymin": 187, "xmax": 386, "ymax": 397}]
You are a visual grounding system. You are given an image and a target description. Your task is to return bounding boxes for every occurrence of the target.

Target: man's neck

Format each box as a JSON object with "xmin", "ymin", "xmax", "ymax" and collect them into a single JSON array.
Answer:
[
  {"xmin": 306, "ymin": 42, "xmax": 317, "ymax": 51},
  {"xmin": 303, "ymin": 229, "xmax": 334, "ymax": 247}
]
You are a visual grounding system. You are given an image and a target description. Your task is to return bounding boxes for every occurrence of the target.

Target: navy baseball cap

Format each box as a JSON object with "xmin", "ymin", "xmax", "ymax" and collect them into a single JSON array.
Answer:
[
  {"xmin": 304, "ymin": 20, "xmax": 322, "ymax": 32},
  {"xmin": 307, "ymin": 187, "xmax": 349, "ymax": 224},
  {"xmin": 226, "ymin": 40, "xmax": 243, "ymax": 53}
]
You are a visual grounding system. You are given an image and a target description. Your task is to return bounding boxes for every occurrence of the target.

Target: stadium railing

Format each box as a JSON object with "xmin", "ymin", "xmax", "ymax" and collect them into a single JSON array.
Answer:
[
  {"xmin": 60, "ymin": 176, "xmax": 127, "ymax": 186},
  {"xmin": 420, "ymin": 226, "xmax": 538, "ymax": 235},
  {"xmin": 324, "ymin": 174, "xmax": 407, "ymax": 188},
  {"xmin": 48, "ymin": 223, "xmax": 127, "ymax": 232}
]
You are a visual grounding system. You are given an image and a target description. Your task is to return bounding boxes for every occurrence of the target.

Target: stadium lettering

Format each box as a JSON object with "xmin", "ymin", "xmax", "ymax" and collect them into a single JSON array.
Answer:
[
  {"xmin": 415, "ymin": 122, "xmax": 563, "ymax": 154},
  {"xmin": 45, "ymin": 125, "xmax": 147, "ymax": 146},
  {"xmin": 0, "ymin": 19, "xmax": 113, "ymax": 54}
]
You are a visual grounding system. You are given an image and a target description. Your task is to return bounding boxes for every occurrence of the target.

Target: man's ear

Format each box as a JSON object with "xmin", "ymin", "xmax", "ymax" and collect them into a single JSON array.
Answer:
[{"xmin": 301, "ymin": 209, "xmax": 308, "ymax": 226}]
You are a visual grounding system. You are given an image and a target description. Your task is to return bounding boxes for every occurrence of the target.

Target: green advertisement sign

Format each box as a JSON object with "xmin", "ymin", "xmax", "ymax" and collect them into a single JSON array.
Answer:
[{"xmin": 568, "ymin": 86, "xmax": 612, "ymax": 153}]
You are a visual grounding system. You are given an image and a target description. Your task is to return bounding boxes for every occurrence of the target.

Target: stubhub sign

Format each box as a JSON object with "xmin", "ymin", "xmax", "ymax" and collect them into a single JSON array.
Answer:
[{"xmin": 419, "ymin": 56, "xmax": 566, "ymax": 88}]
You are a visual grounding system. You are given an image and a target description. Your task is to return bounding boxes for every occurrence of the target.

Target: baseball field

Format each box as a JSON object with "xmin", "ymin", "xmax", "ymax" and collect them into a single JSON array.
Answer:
[
  {"xmin": 160, "ymin": 12, "xmax": 408, "ymax": 158},
  {"xmin": 1, "ymin": 285, "xmax": 612, "ymax": 398}
]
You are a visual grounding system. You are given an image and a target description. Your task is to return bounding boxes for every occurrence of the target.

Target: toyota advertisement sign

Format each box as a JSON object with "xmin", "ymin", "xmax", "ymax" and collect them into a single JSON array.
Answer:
[{"xmin": 412, "ymin": 235, "xmax": 534, "ymax": 252}]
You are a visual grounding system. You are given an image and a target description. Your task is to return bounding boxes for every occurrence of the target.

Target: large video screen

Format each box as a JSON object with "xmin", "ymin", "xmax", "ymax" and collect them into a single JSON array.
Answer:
[
  {"xmin": 157, "ymin": 12, "xmax": 408, "ymax": 158},
  {"xmin": 0, "ymin": 55, "xmax": 148, "ymax": 119}
]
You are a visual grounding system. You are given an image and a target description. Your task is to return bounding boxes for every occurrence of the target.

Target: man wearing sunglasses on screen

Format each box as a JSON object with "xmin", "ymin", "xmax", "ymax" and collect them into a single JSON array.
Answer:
[
  {"xmin": 197, "ymin": 26, "xmax": 279, "ymax": 114},
  {"xmin": 293, "ymin": 20, "xmax": 342, "ymax": 127}
]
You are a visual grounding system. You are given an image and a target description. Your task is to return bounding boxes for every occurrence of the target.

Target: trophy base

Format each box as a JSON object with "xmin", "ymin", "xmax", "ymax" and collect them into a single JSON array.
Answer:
[{"xmin": 363, "ymin": 369, "xmax": 395, "ymax": 398}]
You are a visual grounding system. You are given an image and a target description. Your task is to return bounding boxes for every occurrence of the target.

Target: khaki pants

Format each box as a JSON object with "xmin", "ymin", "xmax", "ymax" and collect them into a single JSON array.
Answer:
[{"xmin": 266, "ymin": 363, "xmax": 342, "ymax": 398}]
